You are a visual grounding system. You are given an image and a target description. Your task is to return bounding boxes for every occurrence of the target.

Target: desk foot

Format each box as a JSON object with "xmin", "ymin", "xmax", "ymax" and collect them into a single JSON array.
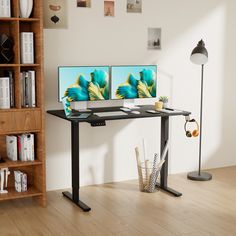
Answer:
[
  {"xmin": 62, "ymin": 191, "xmax": 91, "ymax": 212},
  {"xmin": 156, "ymin": 183, "xmax": 182, "ymax": 197}
]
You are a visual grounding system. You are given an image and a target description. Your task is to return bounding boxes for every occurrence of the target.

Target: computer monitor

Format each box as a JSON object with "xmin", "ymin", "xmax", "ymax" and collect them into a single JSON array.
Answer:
[
  {"xmin": 111, "ymin": 65, "xmax": 157, "ymax": 100},
  {"xmin": 58, "ymin": 66, "xmax": 110, "ymax": 111},
  {"xmin": 58, "ymin": 66, "xmax": 110, "ymax": 102}
]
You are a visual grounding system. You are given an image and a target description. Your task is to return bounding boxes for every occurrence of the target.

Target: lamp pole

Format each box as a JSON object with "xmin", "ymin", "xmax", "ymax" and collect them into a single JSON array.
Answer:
[
  {"xmin": 187, "ymin": 40, "xmax": 212, "ymax": 181},
  {"xmin": 198, "ymin": 64, "xmax": 204, "ymax": 176}
]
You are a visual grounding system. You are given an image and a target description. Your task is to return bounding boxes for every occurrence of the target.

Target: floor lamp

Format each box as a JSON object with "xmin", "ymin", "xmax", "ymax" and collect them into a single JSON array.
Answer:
[{"xmin": 187, "ymin": 40, "xmax": 212, "ymax": 181}]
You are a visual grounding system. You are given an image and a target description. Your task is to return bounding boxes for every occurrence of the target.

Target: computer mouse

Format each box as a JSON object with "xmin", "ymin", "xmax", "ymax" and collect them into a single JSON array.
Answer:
[
  {"xmin": 120, "ymin": 107, "xmax": 131, "ymax": 112},
  {"xmin": 146, "ymin": 110, "xmax": 158, "ymax": 114},
  {"xmin": 131, "ymin": 111, "xmax": 140, "ymax": 114}
]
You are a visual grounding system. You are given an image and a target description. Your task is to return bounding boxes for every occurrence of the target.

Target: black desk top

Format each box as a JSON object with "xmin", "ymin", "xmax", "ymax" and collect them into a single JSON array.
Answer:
[{"xmin": 47, "ymin": 105, "xmax": 191, "ymax": 123}]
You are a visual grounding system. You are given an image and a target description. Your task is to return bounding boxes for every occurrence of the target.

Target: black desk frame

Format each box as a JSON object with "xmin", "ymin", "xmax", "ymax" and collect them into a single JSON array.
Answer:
[{"xmin": 47, "ymin": 105, "xmax": 190, "ymax": 212}]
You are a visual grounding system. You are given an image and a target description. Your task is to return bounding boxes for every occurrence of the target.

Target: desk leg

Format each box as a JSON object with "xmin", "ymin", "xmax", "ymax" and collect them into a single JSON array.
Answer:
[
  {"xmin": 62, "ymin": 122, "xmax": 91, "ymax": 211},
  {"xmin": 156, "ymin": 116, "xmax": 182, "ymax": 197}
]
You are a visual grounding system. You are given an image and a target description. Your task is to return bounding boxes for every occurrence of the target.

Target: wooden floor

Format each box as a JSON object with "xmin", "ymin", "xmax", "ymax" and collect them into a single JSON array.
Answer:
[{"xmin": 0, "ymin": 166, "xmax": 236, "ymax": 236}]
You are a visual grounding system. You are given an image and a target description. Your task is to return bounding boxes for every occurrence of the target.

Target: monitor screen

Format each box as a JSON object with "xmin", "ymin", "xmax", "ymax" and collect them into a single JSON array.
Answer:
[
  {"xmin": 58, "ymin": 66, "xmax": 110, "ymax": 102},
  {"xmin": 111, "ymin": 65, "xmax": 157, "ymax": 100}
]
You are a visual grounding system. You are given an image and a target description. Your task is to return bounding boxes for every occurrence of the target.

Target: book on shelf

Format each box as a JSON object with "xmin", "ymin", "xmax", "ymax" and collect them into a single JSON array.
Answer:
[
  {"xmin": 6, "ymin": 135, "xmax": 17, "ymax": 161},
  {"xmin": 7, "ymin": 133, "xmax": 35, "ymax": 162},
  {"xmin": 29, "ymin": 133, "xmax": 35, "ymax": 161},
  {"xmin": 17, "ymin": 135, "xmax": 23, "ymax": 161},
  {"xmin": 0, "ymin": 76, "xmax": 10, "ymax": 109},
  {"xmin": 4, "ymin": 70, "xmax": 14, "ymax": 108},
  {"xmin": 20, "ymin": 70, "xmax": 36, "ymax": 108},
  {"xmin": 0, "ymin": 0, "xmax": 11, "ymax": 17},
  {"xmin": 22, "ymin": 172, "xmax": 27, "ymax": 192},
  {"xmin": 17, "ymin": 133, "xmax": 35, "ymax": 161},
  {"xmin": 20, "ymin": 72, "xmax": 25, "ymax": 107},
  {"xmin": 23, "ymin": 133, "xmax": 34, "ymax": 161},
  {"xmin": 14, "ymin": 170, "xmax": 27, "ymax": 192},
  {"xmin": 14, "ymin": 171, "xmax": 22, "ymax": 192},
  {"xmin": 20, "ymin": 32, "xmax": 34, "ymax": 64},
  {"xmin": 28, "ymin": 70, "xmax": 36, "ymax": 107},
  {"xmin": 25, "ymin": 72, "xmax": 29, "ymax": 107}
]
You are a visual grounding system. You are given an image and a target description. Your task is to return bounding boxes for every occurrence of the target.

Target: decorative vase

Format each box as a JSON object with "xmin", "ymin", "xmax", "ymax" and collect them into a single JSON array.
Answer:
[
  {"xmin": 163, "ymin": 102, "xmax": 168, "ymax": 109},
  {"xmin": 19, "ymin": 0, "xmax": 33, "ymax": 18},
  {"xmin": 155, "ymin": 101, "xmax": 163, "ymax": 110}
]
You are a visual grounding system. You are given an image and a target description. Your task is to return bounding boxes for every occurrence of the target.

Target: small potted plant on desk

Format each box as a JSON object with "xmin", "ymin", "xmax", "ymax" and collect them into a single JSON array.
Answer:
[{"xmin": 159, "ymin": 96, "xmax": 168, "ymax": 109}]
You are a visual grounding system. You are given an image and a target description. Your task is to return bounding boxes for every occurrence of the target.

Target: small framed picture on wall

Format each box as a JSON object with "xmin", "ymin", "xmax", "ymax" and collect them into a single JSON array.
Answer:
[
  {"xmin": 104, "ymin": 1, "xmax": 115, "ymax": 17},
  {"xmin": 148, "ymin": 28, "xmax": 161, "ymax": 50},
  {"xmin": 43, "ymin": 0, "xmax": 68, "ymax": 29},
  {"xmin": 77, "ymin": 0, "xmax": 91, "ymax": 8},
  {"xmin": 127, "ymin": 0, "xmax": 142, "ymax": 13}
]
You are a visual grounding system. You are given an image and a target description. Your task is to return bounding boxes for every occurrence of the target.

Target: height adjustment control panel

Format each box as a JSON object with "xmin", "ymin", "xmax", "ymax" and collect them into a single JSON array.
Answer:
[{"xmin": 89, "ymin": 120, "xmax": 106, "ymax": 127}]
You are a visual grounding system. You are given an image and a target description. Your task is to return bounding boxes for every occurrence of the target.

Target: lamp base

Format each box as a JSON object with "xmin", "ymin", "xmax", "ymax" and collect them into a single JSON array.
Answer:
[{"xmin": 187, "ymin": 171, "xmax": 212, "ymax": 181}]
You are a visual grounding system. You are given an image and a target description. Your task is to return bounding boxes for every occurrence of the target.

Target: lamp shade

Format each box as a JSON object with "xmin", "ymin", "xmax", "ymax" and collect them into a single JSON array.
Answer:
[{"xmin": 190, "ymin": 40, "xmax": 208, "ymax": 65}]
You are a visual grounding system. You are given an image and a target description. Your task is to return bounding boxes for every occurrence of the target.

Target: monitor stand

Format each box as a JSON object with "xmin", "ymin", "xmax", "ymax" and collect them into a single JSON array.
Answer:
[
  {"xmin": 71, "ymin": 101, "xmax": 91, "ymax": 113},
  {"xmin": 122, "ymin": 99, "xmax": 140, "ymax": 109}
]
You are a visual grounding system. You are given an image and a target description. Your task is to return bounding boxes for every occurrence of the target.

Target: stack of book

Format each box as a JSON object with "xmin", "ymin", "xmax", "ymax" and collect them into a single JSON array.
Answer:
[
  {"xmin": 0, "ymin": 0, "xmax": 11, "ymax": 17},
  {"xmin": 20, "ymin": 70, "xmax": 36, "ymax": 108},
  {"xmin": 6, "ymin": 133, "xmax": 35, "ymax": 162},
  {"xmin": 20, "ymin": 32, "xmax": 34, "ymax": 64},
  {"xmin": 0, "ymin": 76, "xmax": 10, "ymax": 109},
  {"xmin": 0, "ymin": 70, "xmax": 14, "ymax": 109},
  {"xmin": 14, "ymin": 171, "xmax": 27, "ymax": 192}
]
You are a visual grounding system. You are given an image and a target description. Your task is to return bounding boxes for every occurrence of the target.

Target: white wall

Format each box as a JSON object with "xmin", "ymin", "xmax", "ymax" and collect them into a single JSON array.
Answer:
[{"xmin": 44, "ymin": 0, "xmax": 236, "ymax": 191}]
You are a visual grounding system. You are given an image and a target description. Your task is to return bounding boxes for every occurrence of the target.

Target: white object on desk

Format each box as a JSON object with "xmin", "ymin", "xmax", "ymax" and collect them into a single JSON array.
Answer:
[
  {"xmin": 159, "ymin": 108, "xmax": 180, "ymax": 113},
  {"xmin": 131, "ymin": 111, "xmax": 140, "ymax": 114},
  {"xmin": 122, "ymin": 99, "xmax": 140, "ymax": 110},
  {"xmin": 94, "ymin": 111, "xmax": 128, "ymax": 117},
  {"xmin": 120, "ymin": 107, "xmax": 131, "ymax": 112},
  {"xmin": 71, "ymin": 101, "xmax": 91, "ymax": 112},
  {"xmin": 146, "ymin": 110, "xmax": 159, "ymax": 114}
]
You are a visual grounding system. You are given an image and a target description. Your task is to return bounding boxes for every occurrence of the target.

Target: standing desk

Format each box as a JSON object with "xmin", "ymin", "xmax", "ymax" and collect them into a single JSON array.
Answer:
[{"xmin": 47, "ymin": 105, "xmax": 190, "ymax": 212}]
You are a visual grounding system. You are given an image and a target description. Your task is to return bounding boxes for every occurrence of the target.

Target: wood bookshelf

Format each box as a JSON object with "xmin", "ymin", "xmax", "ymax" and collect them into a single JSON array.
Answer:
[
  {"xmin": 0, "ymin": 187, "xmax": 42, "ymax": 201},
  {"xmin": 0, "ymin": 1, "xmax": 46, "ymax": 206}
]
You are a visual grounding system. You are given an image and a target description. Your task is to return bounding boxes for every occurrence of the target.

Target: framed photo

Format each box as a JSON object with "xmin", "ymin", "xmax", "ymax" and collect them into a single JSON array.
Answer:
[
  {"xmin": 104, "ymin": 1, "xmax": 114, "ymax": 17},
  {"xmin": 77, "ymin": 0, "xmax": 91, "ymax": 8},
  {"xmin": 148, "ymin": 28, "xmax": 161, "ymax": 50},
  {"xmin": 127, "ymin": 0, "xmax": 142, "ymax": 13},
  {"xmin": 43, "ymin": 0, "xmax": 68, "ymax": 29}
]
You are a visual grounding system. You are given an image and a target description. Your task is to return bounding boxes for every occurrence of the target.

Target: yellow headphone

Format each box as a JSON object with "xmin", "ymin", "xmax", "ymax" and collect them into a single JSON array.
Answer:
[{"xmin": 184, "ymin": 118, "xmax": 199, "ymax": 137}]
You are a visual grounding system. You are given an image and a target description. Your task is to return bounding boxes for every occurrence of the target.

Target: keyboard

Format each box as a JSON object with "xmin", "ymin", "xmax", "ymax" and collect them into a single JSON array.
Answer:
[{"xmin": 94, "ymin": 111, "xmax": 128, "ymax": 117}]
